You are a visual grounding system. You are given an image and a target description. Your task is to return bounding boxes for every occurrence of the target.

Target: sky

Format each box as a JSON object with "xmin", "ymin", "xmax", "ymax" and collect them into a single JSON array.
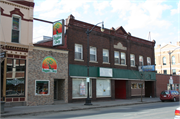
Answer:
[{"xmin": 33, "ymin": 0, "xmax": 180, "ymax": 47}]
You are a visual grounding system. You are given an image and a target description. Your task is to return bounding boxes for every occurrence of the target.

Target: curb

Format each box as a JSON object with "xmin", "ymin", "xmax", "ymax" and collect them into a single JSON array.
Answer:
[{"xmin": 1, "ymin": 101, "xmax": 160, "ymax": 118}]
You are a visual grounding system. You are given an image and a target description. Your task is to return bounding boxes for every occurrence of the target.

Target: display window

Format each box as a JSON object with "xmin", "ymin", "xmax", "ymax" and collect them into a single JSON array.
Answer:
[
  {"xmin": 72, "ymin": 78, "xmax": 92, "ymax": 98},
  {"xmin": 35, "ymin": 80, "xmax": 50, "ymax": 95},
  {"xmin": 96, "ymin": 79, "xmax": 111, "ymax": 97},
  {"xmin": 6, "ymin": 58, "xmax": 26, "ymax": 97},
  {"xmin": 131, "ymin": 83, "xmax": 137, "ymax": 89}
]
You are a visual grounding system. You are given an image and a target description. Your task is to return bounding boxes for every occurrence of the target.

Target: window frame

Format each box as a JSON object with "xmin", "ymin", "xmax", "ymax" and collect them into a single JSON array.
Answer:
[
  {"xmin": 139, "ymin": 56, "xmax": 143, "ymax": 66},
  {"xmin": 90, "ymin": 46, "xmax": 97, "ymax": 62},
  {"xmin": 75, "ymin": 44, "xmax": 83, "ymax": 60},
  {"xmin": 35, "ymin": 80, "xmax": 50, "ymax": 95},
  {"xmin": 121, "ymin": 52, "xmax": 126, "ymax": 65},
  {"xmin": 11, "ymin": 14, "xmax": 21, "ymax": 43},
  {"xmin": 130, "ymin": 54, "xmax": 135, "ymax": 66},
  {"xmin": 103, "ymin": 49, "xmax": 109, "ymax": 63},
  {"xmin": 114, "ymin": 51, "xmax": 120, "ymax": 64}
]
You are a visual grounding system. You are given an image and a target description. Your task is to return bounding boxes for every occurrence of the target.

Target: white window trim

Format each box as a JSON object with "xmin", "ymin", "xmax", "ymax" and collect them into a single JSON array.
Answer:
[
  {"xmin": 90, "ymin": 46, "xmax": 97, "ymax": 62},
  {"xmin": 130, "ymin": 54, "xmax": 135, "ymax": 67},
  {"xmin": 103, "ymin": 49, "xmax": 109, "ymax": 63},
  {"xmin": 35, "ymin": 80, "xmax": 50, "ymax": 96},
  {"xmin": 147, "ymin": 57, "xmax": 151, "ymax": 65},
  {"xmin": 12, "ymin": 14, "xmax": 21, "ymax": 43},
  {"xmin": 75, "ymin": 44, "xmax": 83, "ymax": 60},
  {"xmin": 114, "ymin": 51, "xmax": 120, "ymax": 64},
  {"xmin": 121, "ymin": 52, "xmax": 126, "ymax": 65}
]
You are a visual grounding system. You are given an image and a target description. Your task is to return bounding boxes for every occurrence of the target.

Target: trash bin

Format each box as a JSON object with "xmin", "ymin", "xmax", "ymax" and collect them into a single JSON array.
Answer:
[{"xmin": 1, "ymin": 101, "xmax": 5, "ymax": 113}]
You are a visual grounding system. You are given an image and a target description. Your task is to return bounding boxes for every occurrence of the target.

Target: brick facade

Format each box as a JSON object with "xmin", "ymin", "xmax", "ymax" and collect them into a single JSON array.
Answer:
[{"xmin": 27, "ymin": 48, "xmax": 68, "ymax": 106}]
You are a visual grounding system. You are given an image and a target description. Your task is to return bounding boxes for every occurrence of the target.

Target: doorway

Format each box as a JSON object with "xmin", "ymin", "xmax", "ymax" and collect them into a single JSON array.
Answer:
[
  {"xmin": 54, "ymin": 79, "xmax": 65, "ymax": 101},
  {"xmin": 115, "ymin": 80, "xmax": 126, "ymax": 99}
]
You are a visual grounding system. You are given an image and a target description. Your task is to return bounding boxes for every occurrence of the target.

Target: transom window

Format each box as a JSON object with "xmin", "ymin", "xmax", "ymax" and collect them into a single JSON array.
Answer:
[
  {"xmin": 163, "ymin": 57, "xmax": 166, "ymax": 65},
  {"xmin": 103, "ymin": 49, "xmax": 109, "ymax": 63},
  {"xmin": 12, "ymin": 15, "xmax": 20, "ymax": 43},
  {"xmin": 139, "ymin": 56, "xmax": 143, "ymax": 66},
  {"xmin": 114, "ymin": 51, "xmax": 120, "ymax": 64},
  {"xmin": 147, "ymin": 57, "xmax": 151, "ymax": 65},
  {"xmin": 75, "ymin": 44, "xmax": 83, "ymax": 60},
  {"xmin": 90, "ymin": 47, "xmax": 97, "ymax": 61},
  {"xmin": 130, "ymin": 54, "xmax": 135, "ymax": 66},
  {"xmin": 121, "ymin": 52, "xmax": 126, "ymax": 65}
]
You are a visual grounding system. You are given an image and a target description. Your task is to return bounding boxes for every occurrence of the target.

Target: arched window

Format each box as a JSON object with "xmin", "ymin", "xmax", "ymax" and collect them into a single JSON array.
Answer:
[
  {"xmin": 163, "ymin": 57, "xmax": 166, "ymax": 65},
  {"xmin": 172, "ymin": 56, "xmax": 175, "ymax": 65}
]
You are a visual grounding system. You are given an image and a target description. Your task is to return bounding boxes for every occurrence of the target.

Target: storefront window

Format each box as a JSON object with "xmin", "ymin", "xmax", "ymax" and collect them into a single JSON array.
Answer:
[
  {"xmin": 6, "ymin": 59, "xmax": 26, "ymax": 97},
  {"xmin": 96, "ymin": 79, "xmax": 111, "ymax": 97},
  {"xmin": 131, "ymin": 83, "xmax": 137, "ymax": 89},
  {"xmin": 72, "ymin": 78, "xmax": 92, "ymax": 98},
  {"xmin": 138, "ymin": 83, "xmax": 144, "ymax": 89},
  {"xmin": 36, "ymin": 80, "xmax": 49, "ymax": 95}
]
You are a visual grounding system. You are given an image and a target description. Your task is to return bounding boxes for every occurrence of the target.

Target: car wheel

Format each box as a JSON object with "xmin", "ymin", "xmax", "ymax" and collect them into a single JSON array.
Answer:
[
  {"xmin": 173, "ymin": 97, "xmax": 176, "ymax": 102},
  {"xmin": 161, "ymin": 100, "xmax": 164, "ymax": 102}
]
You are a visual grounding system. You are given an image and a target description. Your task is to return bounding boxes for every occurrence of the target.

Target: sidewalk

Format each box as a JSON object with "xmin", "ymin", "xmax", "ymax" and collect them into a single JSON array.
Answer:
[{"xmin": 1, "ymin": 97, "xmax": 161, "ymax": 118}]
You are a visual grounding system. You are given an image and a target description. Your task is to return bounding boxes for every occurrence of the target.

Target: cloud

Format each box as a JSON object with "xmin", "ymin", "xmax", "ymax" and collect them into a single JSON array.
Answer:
[
  {"xmin": 171, "ymin": 0, "xmax": 180, "ymax": 15},
  {"xmin": 93, "ymin": 1, "xmax": 110, "ymax": 15}
]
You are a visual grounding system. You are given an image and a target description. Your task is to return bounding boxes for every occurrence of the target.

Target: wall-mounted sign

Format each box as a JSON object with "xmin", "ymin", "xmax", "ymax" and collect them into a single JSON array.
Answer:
[
  {"xmin": 0, "ymin": 52, "xmax": 6, "ymax": 58},
  {"xmin": 42, "ymin": 56, "xmax": 57, "ymax": 73},
  {"xmin": 139, "ymin": 65, "xmax": 155, "ymax": 72},
  {"xmin": 53, "ymin": 19, "xmax": 64, "ymax": 46},
  {"xmin": 99, "ymin": 67, "xmax": 112, "ymax": 77}
]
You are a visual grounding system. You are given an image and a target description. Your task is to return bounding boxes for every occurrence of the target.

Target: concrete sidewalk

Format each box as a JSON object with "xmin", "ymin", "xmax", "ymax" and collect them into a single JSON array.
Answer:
[{"xmin": 1, "ymin": 97, "xmax": 161, "ymax": 118}]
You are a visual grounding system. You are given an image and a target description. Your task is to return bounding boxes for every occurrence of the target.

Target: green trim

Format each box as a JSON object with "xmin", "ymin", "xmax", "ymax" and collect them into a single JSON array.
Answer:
[{"xmin": 69, "ymin": 64, "xmax": 156, "ymax": 81}]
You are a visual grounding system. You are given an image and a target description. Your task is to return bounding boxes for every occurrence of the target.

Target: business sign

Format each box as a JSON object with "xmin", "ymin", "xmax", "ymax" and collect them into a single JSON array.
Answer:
[
  {"xmin": 140, "ymin": 65, "xmax": 155, "ymax": 72},
  {"xmin": 99, "ymin": 67, "xmax": 112, "ymax": 77},
  {"xmin": 42, "ymin": 56, "xmax": 57, "ymax": 73},
  {"xmin": 53, "ymin": 19, "xmax": 64, "ymax": 46}
]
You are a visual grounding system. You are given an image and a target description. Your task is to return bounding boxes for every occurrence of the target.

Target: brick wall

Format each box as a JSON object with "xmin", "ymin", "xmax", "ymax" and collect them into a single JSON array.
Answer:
[
  {"xmin": 27, "ymin": 48, "xmax": 68, "ymax": 106},
  {"xmin": 156, "ymin": 74, "xmax": 180, "ymax": 97}
]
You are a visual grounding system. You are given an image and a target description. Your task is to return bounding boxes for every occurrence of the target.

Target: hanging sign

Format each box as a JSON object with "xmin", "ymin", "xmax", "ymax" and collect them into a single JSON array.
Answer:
[
  {"xmin": 53, "ymin": 19, "xmax": 64, "ymax": 46},
  {"xmin": 42, "ymin": 56, "xmax": 57, "ymax": 73}
]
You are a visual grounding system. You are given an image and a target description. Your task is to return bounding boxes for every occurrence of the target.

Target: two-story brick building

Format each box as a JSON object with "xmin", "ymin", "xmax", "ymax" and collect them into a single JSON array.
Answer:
[
  {"xmin": 66, "ymin": 15, "xmax": 156, "ymax": 102},
  {"xmin": 0, "ymin": 0, "xmax": 34, "ymax": 106}
]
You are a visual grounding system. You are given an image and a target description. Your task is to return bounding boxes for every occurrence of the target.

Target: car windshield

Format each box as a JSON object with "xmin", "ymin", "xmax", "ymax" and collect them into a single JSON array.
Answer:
[{"xmin": 161, "ymin": 91, "xmax": 169, "ymax": 95}]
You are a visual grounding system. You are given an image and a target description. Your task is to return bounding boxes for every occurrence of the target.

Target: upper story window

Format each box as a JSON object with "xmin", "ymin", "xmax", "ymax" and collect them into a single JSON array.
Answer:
[
  {"xmin": 114, "ymin": 51, "xmax": 120, "ymax": 64},
  {"xmin": 12, "ymin": 15, "xmax": 21, "ymax": 43},
  {"xmin": 147, "ymin": 57, "xmax": 151, "ymax": 65},
  {"xmin": 75, "ymin": 44, "xmax": 83, "ymax": 60},
  {"xmin": 173, "ymin": 69, "xmax": 176, "ymax": 75},
  {"xmin": 139, "ymin": 56, "xmax": 143, "ymax": 66},
  {"xmin": 130, "ymin": 54, "xmax": 135, "ymax": 66},
  {"xmin": 163, "ymin": 70, "xmax": 167, "ymax": 74},
  {"xmin": 121, "ymin": 52, "xmax": 126, "ymax": 65},
  {"xmin": 90, "ymin": 47, "xmax": 97, "ymax": 61},
  {"xmin": 163, "ymin": 57, "xmax": 166, "ymax": 65},
  {"xmin": 103, "ymin": 49, "xmax": 109, "ymax": 63},
  {"xmin": 172, "ymin": 56, "xmax": 175, "ymax": 65}
]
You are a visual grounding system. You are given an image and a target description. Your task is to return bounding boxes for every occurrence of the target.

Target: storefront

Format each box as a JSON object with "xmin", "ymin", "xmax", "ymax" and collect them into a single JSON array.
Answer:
[{"xmin": 27, "ymin": 46, "xmax": 68, "ymax": 106}]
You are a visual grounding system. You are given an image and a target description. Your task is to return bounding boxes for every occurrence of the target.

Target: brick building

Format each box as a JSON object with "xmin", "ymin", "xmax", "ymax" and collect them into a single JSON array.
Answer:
[
  {"xmin": 0, "ymin": 0, "xmax": 34, "ymax": 106},
  {"xmin": 35, "ymin": 15, "xmax": 156, "ymax": 104}
]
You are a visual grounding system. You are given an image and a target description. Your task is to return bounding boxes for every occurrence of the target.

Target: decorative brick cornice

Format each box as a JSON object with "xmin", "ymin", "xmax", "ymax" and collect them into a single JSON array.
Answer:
[{"xmin": 1, "ymin": 45, "xmax": 28, "ymax": 52}]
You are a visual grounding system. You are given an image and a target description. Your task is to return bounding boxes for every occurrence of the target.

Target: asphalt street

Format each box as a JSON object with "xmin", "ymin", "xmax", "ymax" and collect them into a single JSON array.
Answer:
[{"xmin": 3, "ymin": 101, "xmax": 180, "ymax": 119}]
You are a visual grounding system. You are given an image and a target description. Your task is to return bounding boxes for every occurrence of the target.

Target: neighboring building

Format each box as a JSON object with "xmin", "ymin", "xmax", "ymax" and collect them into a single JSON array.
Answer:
[
  {"xmin": 0, "ymin": 0, "xmax": 34, "ymax": 105},
  {"xmin": 155, "ymin": 42, "xmax": 180, "ymax": 75}
]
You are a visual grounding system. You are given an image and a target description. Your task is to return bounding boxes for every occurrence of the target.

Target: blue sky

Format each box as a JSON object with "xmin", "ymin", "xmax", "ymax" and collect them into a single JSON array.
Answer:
[{"xmin": 33, "ymin": 0, "xmax": 180, "ymax": 47}]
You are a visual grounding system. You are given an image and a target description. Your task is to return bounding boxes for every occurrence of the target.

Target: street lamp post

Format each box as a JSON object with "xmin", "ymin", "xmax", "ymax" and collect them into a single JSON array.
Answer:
[
  {"xmin": 84, "ymin": 22, "xmax": 104, "ymax": 105},
  {"xmin": 168, "ymin": 47, "xmax": 180, "ymax": 90}
]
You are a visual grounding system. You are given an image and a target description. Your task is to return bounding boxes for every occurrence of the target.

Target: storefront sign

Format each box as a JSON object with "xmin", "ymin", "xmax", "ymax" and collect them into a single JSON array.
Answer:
[
  {"xmin": 139, "ymin": 65, "xmax": 155, "ymax": 72},
  {"xmin": 99, "ymin": 67, "xmax": 112, "ymax": 77},
  {"xmin": 0, "ymin": 52, "xmax": 6, "ymax": 58},
  {"xmin": 53, "ymin": 19, "xmax": 64, "ymax": 46},
  {"xmin": 42, "ymin": 56, "xmax": 57, "ymax": 73}
]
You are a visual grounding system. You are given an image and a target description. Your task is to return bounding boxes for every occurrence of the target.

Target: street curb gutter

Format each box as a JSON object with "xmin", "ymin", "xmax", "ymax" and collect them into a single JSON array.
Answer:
[{"xmin": 1, "ymin": 101, "xmax": 160, "ymax": 118}]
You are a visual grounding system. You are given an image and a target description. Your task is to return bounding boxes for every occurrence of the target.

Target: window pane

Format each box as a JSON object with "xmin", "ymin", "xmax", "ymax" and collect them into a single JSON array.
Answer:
[
  {"xmin": 103, "ymin": 56, "xmax": 108, "ymax": 62},
  {"xmin": 6, "ymin": 78, "xmax": 25, "ymax": 97},
  {"xmin": 90, "ymin": 54, "xmax": 95, "ymax": 61},
  {"xmin": 13, "ymin": 17, "xmax": 19, "ymax": 30},
  {"xmin": 96, "ymin": 79, "xmax": 111, "ymax": 97},
  {"xmin": 121, "ymin": 53, "xmax": 126, "ymax": 64},
  {"xmin": 90, "ymin": 47, "xmax": 95, "ymax": 55},
  {"xmin": 114, "ymin": 51, "xmax": 119, "ymax": 63},
  {"xmin": 36, "ymin": 81, "xmax": 49, "ymax": 95},
  {"xmin": 12, "ymin": 30, "xmax": 19, "ymax": 43},
  {"xmin": 131, "ymin": 54, "xmax": 135, "ymax": 66},
  {"xmin": 75, "ymin": 52, "xmax": 81, "ymax": 59},
  {"xmin": 103, "ymin": 50, "xmax": 108, "ymax": 56},
  {"xmin": 147, "ymin": 57, "xmax": 151, "ymax": 65}
]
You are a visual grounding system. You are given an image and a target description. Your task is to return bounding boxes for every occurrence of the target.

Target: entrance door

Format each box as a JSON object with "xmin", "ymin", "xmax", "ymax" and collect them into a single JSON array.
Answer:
[
  {"xmin": 115, "ymin": 80, "xmax": 126, "ymax": 99},
  {"xmin": 54, "ymin": 80, "xmax": 57, "ymax": 100}
]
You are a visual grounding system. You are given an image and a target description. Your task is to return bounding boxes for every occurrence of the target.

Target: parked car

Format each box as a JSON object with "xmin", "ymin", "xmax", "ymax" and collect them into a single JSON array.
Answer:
[
  {"xmin": 174, "ymin": 107, "xmax": 180, "ymax": 119},
  {"xmin": 160, "ymin": 90, "xmax": 179, "ymax": 102}
]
